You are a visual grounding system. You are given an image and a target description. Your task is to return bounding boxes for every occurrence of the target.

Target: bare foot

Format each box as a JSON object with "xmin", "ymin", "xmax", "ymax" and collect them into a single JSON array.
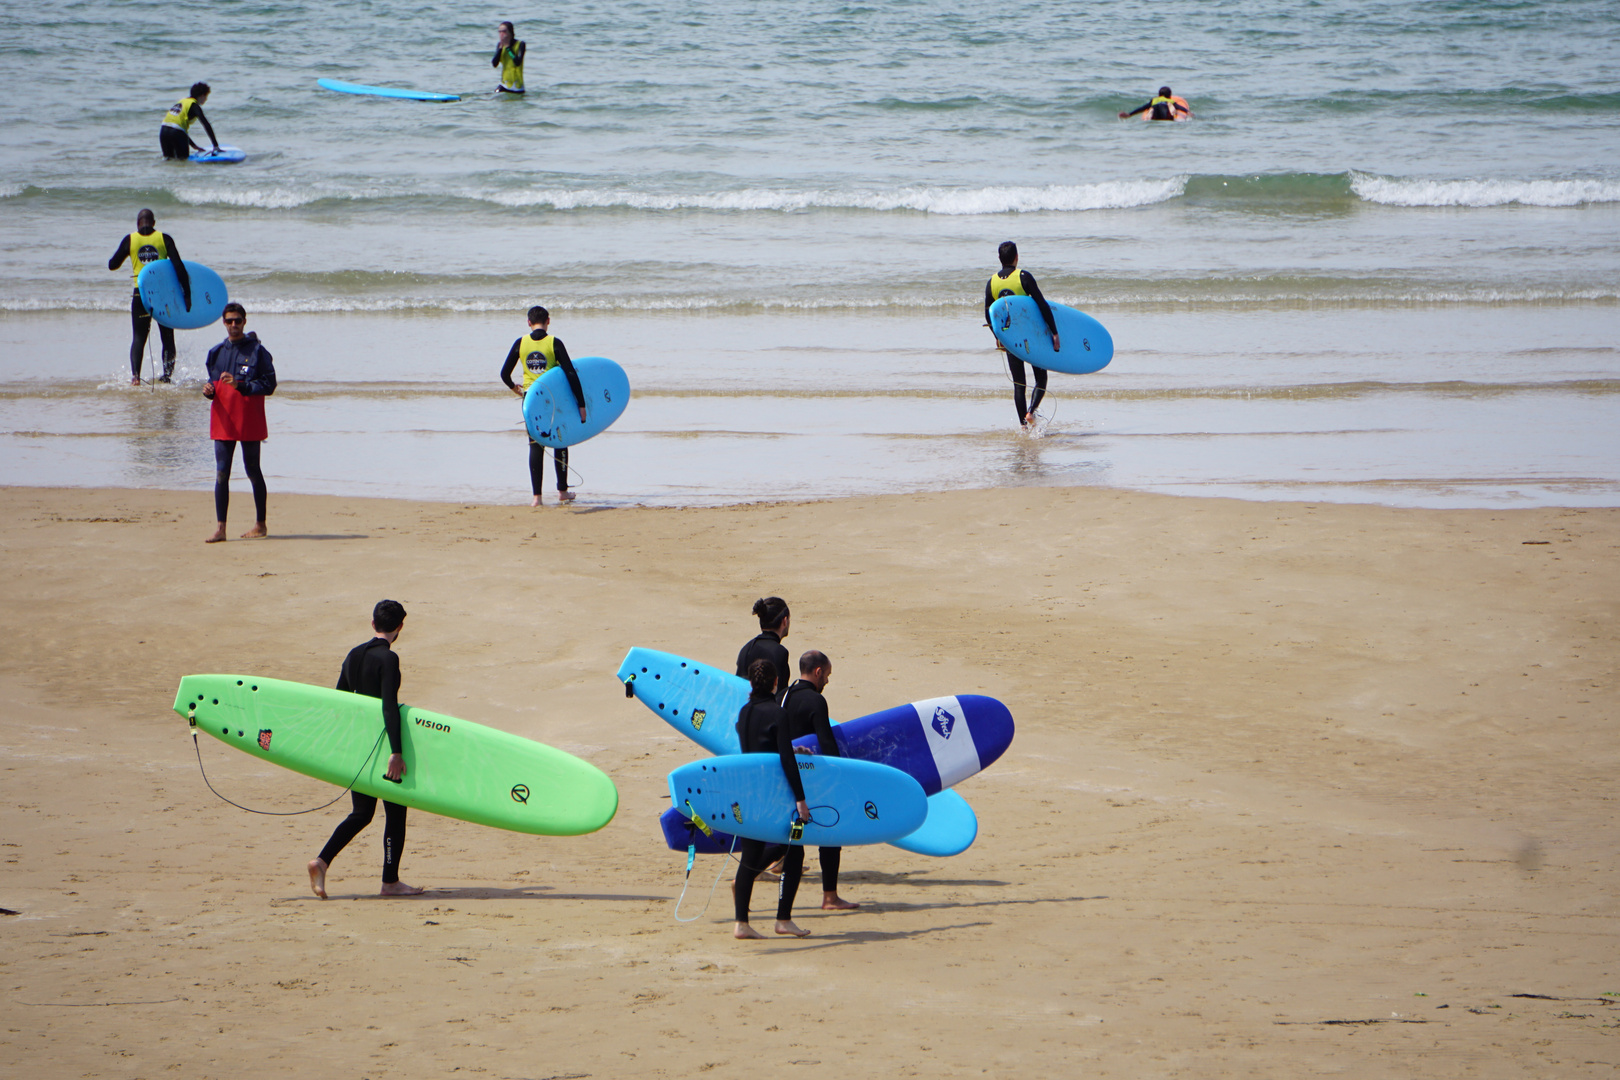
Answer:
[
  {"xmin": 734, "ymin": 922, "xmax": 765, "ymax": 940},
  {"xmin": 530, "ymin": 494, "xmax": 542, "ymax": 507},
  {"xmin": 130, "ymin": 378, "xmax": 141, "ymax": 387},
  {"xmin": 307, "ymin": 858, "xmax": 328, "ymax": 899},
  {"xmin": 822, "ymin": 893, "xmax": 860, "ymax": 911},
  {"xmin": 204, "ymin": 524, "xmax": 228, "ymax": 543},
  {"xmin": 379, "ymin": 881, "xmax": 425, "ymax": 897},
  {"xmin": 240, "ymin": 522, "xmax": 267, "ymax": 539},
  {"xmin": 774, "ymin": 920, "xmax": 811, "ymax": 938},
  {"xmin": 558, "ymin": 490, "xmax": 576, "ymax": 502}
]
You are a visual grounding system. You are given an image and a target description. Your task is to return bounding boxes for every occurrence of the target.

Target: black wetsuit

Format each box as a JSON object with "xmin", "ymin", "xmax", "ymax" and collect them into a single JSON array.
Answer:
[
  {"xmin": 736, "ymin": 630, "xmax": 791, "ymax": 698},
  {"xmin": 732, "ymin": 695, "xmax": 805, "ymax": 924},
  {"xmin": 1124, "ymin": 97, "xmax": 1189, "ymax": 121},
  {"xmin": 984, "ymin": 268, "xmax": 1058, "ymax": 424},
  {"xmin": 108, "ymin": 232, "xmax": 189, "ymax": 381},
  {"xmin": 500, "ymin": 334, "xmax": 585, "ymax": 495},
  {"xmin": 317, "ymin": 638, "xmax": 408, "ymax": 883},
  {"xmin": 781, "ymin": 679, "xmax": 843, "ymax": 894},
  {"xmin": 159, "ymin": 104, "xmax": 217, "ymax": 159}
]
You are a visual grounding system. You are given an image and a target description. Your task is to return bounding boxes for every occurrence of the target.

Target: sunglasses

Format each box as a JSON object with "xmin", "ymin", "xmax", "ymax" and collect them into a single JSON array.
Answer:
[{"xmin": 222, "ymin": 316, "xmax": 245, "ymax": 324}]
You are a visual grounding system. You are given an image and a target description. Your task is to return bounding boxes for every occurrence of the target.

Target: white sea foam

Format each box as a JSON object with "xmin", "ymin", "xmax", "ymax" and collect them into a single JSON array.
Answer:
[
  {"xmin": 167, "ymin": 184, "xmax": 391, "ymax": 209},
  {"xmin": 1351, "ymin": 173, "xmax": 1620, "ymax": 208}
]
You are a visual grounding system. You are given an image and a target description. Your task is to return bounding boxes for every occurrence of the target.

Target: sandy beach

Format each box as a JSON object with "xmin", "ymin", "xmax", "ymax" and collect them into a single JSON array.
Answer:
[{"xmin": 1, "ymin": 483, "xmax": 1615, "ymax": 1077}]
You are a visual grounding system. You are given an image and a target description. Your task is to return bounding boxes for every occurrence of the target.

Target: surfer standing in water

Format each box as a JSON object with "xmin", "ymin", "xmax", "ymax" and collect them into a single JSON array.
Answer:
[
  {"xmin": 160, "ymin": 82, "xmax": 221, "ymax": 159},
  {"xmin": 108, "ymin": 208, "xmax": 189, "ymax": 385},
  {"xmin": 1119, "ymin": 86, "xmax": 1191, "ymax": 121},
  {"xmin": 985, "ymin": 241, "xmax": 1059, "ymax": 429},
  {"xmin": 500, "ymin": 305, "xmax": 587, "ymax": 505},
  {"xmin": 308, "ymin": 600, "xmax": 424, "ymax": 899},
  {"xmin": 733, "ymin": 659, "xmax": 812, "ymax": 939},
  {"xmin": 492, "ymin": 22, "xmax": 525, "ymax": 94}
]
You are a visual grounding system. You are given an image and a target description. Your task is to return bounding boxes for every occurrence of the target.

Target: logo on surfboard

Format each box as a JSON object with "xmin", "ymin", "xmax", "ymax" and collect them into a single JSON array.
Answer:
[
  {"xmin": 691, "ymin": 708, "xmax": 706, "ymax": 731},
  {"xmin": 510, "ymin": 784, "xmax": 529, "ymax": 804},
  {"xmin": 257, "ymin": 729, "xmax": 272, "ymax": 751},
  {"xmin": 931, "ymin": 706, "xmax": 956, "ymax": 740},
  {"xmin": 864, "ymin": 801, "xmax": 879, "ymax": 819},
  {"xmin": 731, "ymin": 802, "xmax": 743, "ymax": 824}
]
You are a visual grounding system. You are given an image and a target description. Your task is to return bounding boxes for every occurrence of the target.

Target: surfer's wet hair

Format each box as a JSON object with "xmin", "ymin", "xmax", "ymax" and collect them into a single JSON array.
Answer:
[
  {"xmin": 798, "ymin": 649, "xmax": 830, "ymax": 675},
  {"xmin": 136, "ymin": 208, "xmax": 155, "ymax": 228},
  {"xmin": 746, "ymin": 658, "xmax": 777, "ymax": 698},
  {"xmin": 373, "ymin": 599, "xmax": 407, "ymax": 632},
  {"xmin": 752, "ymin": 596, "xmax": 789, "ymax": 630},
  {"xmin": 527, "ymin": 305, "xmax": 549, "ymax": 325},
  {"xmin": 499, "ymin": 20, "xmax": 514, "ymax": 34},
  {"xmin": 1159, "ymin": 86, "xmax": 1172, "ymax": 97},
  {"xmin": 191, "ymin": 82, "xmax": 211, "ymax": 99},
  {"xmin": 998, "ymin": 241, "xmax": 1018, "ymax": 268}
]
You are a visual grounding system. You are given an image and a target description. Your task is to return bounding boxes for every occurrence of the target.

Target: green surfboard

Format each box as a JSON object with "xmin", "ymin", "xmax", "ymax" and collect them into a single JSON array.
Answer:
[{"xmin": 174, "ymin": 674, "xmax": 618, "ymax": 836}]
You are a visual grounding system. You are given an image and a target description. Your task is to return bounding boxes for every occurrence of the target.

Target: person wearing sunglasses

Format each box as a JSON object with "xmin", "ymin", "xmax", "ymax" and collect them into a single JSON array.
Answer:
[{"xmin": 202, "ymin": 303, "xmax": 276, "ymax": 542}]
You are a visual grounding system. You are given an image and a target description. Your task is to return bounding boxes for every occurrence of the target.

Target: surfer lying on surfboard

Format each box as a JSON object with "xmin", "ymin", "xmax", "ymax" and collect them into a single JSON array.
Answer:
[{"xmin": 1119, "ymin": 86, "xmax": 1192, "ymax": 121}]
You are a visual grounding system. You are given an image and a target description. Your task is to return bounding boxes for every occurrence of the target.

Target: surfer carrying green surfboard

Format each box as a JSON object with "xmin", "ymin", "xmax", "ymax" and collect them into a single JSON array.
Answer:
[
  {"xmin": 500, "ymin": 305, "xmax": 587, "ymax": 505},
  {"xmin": 985, "ymin": 241, "xmax": 1059, "ymax": 428},
  {"xmin": 308, "ymin": 600, "xmax": 425, "ymax": 899}
]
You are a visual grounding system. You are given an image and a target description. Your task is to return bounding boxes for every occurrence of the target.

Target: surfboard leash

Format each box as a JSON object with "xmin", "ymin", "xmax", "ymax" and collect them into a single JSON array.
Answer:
[
  {"xmin": 187, "ymin": 725, "xmax": 386, "ymax": 816},
  {"xmin": 673, "ymin": 803, "xmax": 735, "ymax": 923}
]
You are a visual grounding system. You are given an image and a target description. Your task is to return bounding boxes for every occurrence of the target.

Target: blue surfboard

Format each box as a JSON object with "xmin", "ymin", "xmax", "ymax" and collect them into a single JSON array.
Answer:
[
  {"xmin": 619, "ymin": 648, "xmax": 747, "ymax": 756},
  {"xmin": 988, "ymin": 296, "xmax": 1114, "ymax": 375},
  {"xmin": 797, "ymin": 695, "xmax": 1014, "ymax": 796},
  {"xmin": 136, "ymin": 259, "xmax": 228, "ymax": 331},
  {"xmin": 669, "ymin": 755, "xmax": 927, "ymax": 847},
  {"xmin": 189, "ymin": 145, "xmax": 246, "ymax": 164},
  {"xmin": 522, "ymin": 356, "xmax": 631, "ymax": 448},
  {"xmin": 660, "ymin": 788, "xmax": 978, "ymax": 858},
  {"xmin": 317, "ymin": 78, "xmax": 460, "ymax": 103}
]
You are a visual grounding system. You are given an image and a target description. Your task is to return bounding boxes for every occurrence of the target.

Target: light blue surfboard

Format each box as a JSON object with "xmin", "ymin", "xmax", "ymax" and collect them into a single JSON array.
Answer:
[
  {"xmin": 522, "ymin": 356, "xmax": 630, "ymax": 448},
  {"xmin": 988, "ymin": 295, "xmax": 1114, "ymax": 375},
  {"xmin": 619, "ymin": 648, "xmax": 747, "ymax": 756},
  {"xmin": 137, "ymin": 259, "xmax": 228, "ymax": 331},
  {"xmin": 189, "ymin": 145, "xmax": 246, "ymax": 164},
  {"xmin": 660, "ymin": 788, "xmax": 977, "ymax": 858},
  {"xmin": 669, "ymin": 754, "xmax": 927, "ymax": 847},
  {"xmin": 317, "ymin": 78, "xmax": 460, "ymax": 103}
]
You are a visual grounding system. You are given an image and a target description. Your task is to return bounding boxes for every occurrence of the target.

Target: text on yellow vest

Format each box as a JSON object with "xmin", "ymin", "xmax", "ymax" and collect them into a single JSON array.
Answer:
[
  {"xmin": 519, "ymin": 330, "xmax": 557, "ymax": 389},
  {"xmin": 129, "ymin": 230, "xmax": 169, "ymax": 284},
  {"xmin": 162, "ymin": 97, "xmax": 197, "ymax": 131}
]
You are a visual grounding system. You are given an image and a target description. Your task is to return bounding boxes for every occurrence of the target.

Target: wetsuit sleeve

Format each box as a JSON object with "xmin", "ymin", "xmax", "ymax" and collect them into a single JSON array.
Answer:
[
  {"xmin": 984, "ymin": 277, "xmax": 995, "ymax": 323},
  {"xmin": 1021, "ymin": 270, "xmax": 1057, "ymax": 336},
  {"xmin": 108, "ymin": 235, "xmax": 131, "ymax": 272},
  {"xmin": 336, "ymin": 651, "xmax": 352, "ymax": 692},
  {"xmin": 1123, "ymin": 101, "xmax": 1151, "ymax": 118},
  {"xmin": 499, "ymin": 338, "xmax": 523, "ymax": 390},
  {"xmin": 809, "ymin": 694, "xmax": 838, "ymax": 757},
  {"xmin": 492, "ymin": 46, "xmax": 502, "ymax": 68},
  {"xmin": 517, "ymin": 41, "xmax": 526, "ymax": 64},
  {"xmin": 379, "ymin": 648, "xmax": 403, "ymax": 754},
  {"xmin": 164, "ymin": 234, "xmax": 192, "ymax": 309},
  {"xmin": 239, "ymin": 345, "xmax": 276, "ymax": 396},
  {"xmin": 552, "ymin": 339, "xmax": 587, "ymax": 411},
  {"xmin": 193, "ymin": 105, "xmax": 218, "ymax": 149},
  {"xmin": 774, "ymin": 711, "xmax": 806, "ymax": 802}
]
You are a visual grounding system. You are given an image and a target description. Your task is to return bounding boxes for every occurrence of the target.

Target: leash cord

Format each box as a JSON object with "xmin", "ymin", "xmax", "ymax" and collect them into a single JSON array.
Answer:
[{"xmin": 190, "ymin": 728, "xmax": 385, "ymax": 816}]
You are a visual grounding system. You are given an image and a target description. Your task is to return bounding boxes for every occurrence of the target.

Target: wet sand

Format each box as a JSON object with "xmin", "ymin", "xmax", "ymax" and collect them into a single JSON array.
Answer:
[{"xmin": 1, "ymin": 484, "xmax": 1616, "ymax": 1077}]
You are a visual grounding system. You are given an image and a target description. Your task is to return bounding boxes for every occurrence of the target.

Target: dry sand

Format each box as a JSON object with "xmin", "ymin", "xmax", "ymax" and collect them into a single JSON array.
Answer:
[{"xmin": 1, "ymin": 484, "xmax": 1616, "ymax": 1078}]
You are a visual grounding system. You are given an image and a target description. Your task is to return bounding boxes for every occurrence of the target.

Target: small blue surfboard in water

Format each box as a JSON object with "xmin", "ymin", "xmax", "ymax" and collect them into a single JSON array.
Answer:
[
  {"xmin": 989, "ymin": 295, "xmax": 1114, "ymax": 374},
  {"xmin": 668, "ymin": 755, "xmax": 927, "ymax": 847},
  {"xmin": 137, "ymin": 259, "xmax": 228, "ymax": 330},
  {"xmin": 189, "ymin": 145, "xmax": 245, "ymax": 164},
  {"xmin": 317, "ymin": 78, "xmax": 460, "ymax": 103},
  {"xmin": 523, "ymin": 356, "xmax": 630, "ymax": 448}
]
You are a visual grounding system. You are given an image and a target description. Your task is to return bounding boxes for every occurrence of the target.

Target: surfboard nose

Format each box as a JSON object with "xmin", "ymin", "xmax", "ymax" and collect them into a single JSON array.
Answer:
[{"xmin": 958, "ymin": 694, "xmax": 1015, "ymax": 771}]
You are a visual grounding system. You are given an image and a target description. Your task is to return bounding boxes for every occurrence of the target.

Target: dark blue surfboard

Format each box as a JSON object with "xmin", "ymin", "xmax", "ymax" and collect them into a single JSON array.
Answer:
[
  {"xmin": 791, "ymin": 695, "xmax": 1014, "ymax": 797},
  {"xmin": 668, "ymin": 754, "xmax": 927, "ymax": 847}
]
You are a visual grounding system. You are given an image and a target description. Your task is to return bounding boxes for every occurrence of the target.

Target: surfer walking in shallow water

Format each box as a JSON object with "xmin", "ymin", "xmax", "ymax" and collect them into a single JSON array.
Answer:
[
  {"xmin": 308, "ymin": 600, "xmax": 425, "ymax": 899},
  {"xmin": 985, "ymin": 241, "xmax": 1059, "ymax": 429}
]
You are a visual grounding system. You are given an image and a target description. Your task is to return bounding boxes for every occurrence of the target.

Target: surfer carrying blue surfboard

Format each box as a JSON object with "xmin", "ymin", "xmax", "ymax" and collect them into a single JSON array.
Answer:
[
  {"xmin": 733, "ymin": 660, "xmax": 812, "ymax": 939},
  {"xmin": 308, "ymin": 600, "xmax": 425, "ymax": 899},
  {"xmin": 736, "ymin": 596, "xmax": 792, "ymax": 695},
  {"xmin": 985, "ymin": 241, "xmax": 1058, "ymax": 428},
  {"xmin": 781, "ymin": 650, "xmax": 861, "ymax": 913},
  {"xmin": 492, "ymin": 22, "xmax": 525, "ymax": 94},
  {"xmin": 500, "ymin": 306, "xmax": 586, "ymax": 505},
  {"xmin": 159, "ymin": 82, "xmax": 221, "ymax": 160},
  {"xmin": 108, "ymin": 209, "xmax": 189, "ymax": 385}
]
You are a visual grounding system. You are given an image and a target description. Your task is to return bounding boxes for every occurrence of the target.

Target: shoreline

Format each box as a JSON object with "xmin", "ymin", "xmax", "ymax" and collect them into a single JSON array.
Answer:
[{"xmin": 3, "ymin": 483, "xmax": 1616, "ymax": 1076}]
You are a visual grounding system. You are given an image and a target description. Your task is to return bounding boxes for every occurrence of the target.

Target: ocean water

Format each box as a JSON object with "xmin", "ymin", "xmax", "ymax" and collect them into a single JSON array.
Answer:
[{"xmin": 1, "ymin": 0, "xmax": 1616, "ymax": 507}]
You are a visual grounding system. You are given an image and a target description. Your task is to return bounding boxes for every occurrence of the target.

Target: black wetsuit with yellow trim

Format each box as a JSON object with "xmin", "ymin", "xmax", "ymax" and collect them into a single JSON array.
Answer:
[
  {"xmin": 109, "ymin": 230, "xmax": 190, "ymax": 381},
  {"xmin": 500, "ymin": 331, "xmax": 586, "ymax": 494},
  {"xmin": 732, "ymin": 694, "xmax": 806, "ymax": 924},
  {"xmin": 781, "ymin": 678, "xmax": 844, "ymax": 895},
  {"xmin": 492, "ymin": 40, "xmax": 526, "ymax": 93},
  {"xmin": 159, "ymin": 96, "xmax": 218, "ymax": 159},
  {"xmin": 984, "ymin": 266, "xmax": 1058, "ymax": 424},
  {"xmin": 1124, "ymin": 95, "xmax": 1190, "ymax": 121}
]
